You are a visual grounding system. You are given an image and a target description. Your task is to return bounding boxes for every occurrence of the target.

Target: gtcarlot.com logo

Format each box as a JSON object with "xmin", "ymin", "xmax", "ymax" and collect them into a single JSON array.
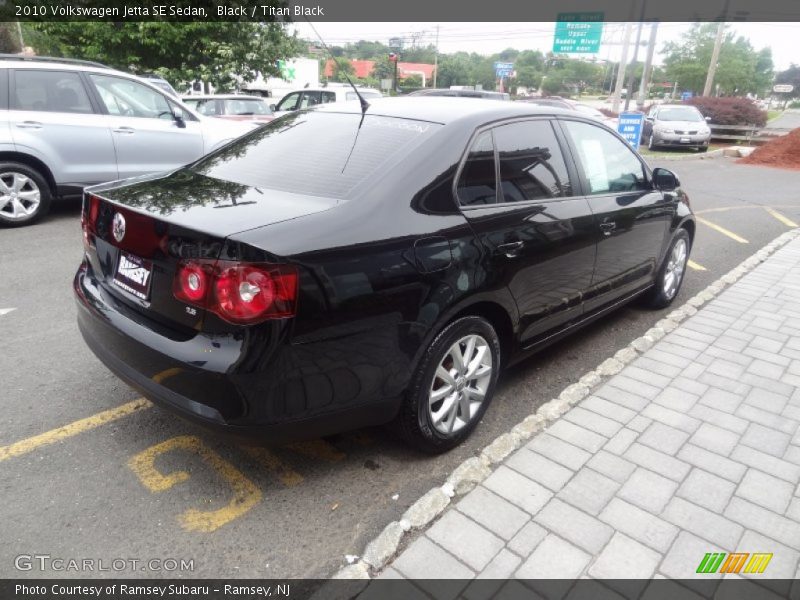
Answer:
[
  {"xmin": 14, "ymin": 554, "xmax": 194, "ymax": 573},
  {"xmin": 696, "ymin": 552, "xmax": 773, "ymax": 574}
]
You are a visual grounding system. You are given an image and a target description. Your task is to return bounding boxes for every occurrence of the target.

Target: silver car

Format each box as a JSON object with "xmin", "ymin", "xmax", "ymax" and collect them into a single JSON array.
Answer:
[
  {"xmin": 0, "ymin": 56, "xmax": 254, "ymax": 226},
  {"xmin": 642, "ymin": 104, "xmax": 712, "ymax": 152}
]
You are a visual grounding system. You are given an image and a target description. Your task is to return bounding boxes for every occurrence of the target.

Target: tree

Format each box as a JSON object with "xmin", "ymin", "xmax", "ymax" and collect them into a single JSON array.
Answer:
[
  {"xmin": 330, "ymin": 58, "xmax": 355, "ymax": 83},
  {"xmin": 774, "ymin": 64, "xmax": 800, "ymax": 99},
  {"xmin": 662, "ymin": 23, "xmax": 774, "ymax": 96},
  {"xmin": 0, "ymin": 23, "xmax": 23, "ymax": 53},
  {"xmin": 25, "ymin": 22, "xmax": 302, "ymax": 92}
]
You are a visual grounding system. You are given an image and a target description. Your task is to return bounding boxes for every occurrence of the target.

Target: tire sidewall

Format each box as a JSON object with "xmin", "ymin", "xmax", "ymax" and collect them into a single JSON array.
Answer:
[
  {"xmin": 0, "ymin": 162, "xmax": 52, "ymax": 227},
  {"xmin": 411, "ymin": 316, "xmax": 501, "ymax": 451},
  {"xmin": 650, "ymin": 229, "xmax": 691, "ymax": 308}
]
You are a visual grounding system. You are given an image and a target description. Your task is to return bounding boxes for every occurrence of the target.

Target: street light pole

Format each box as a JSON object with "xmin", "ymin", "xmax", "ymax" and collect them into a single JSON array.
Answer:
[
  {"xmin": 637, "ymin": 21, "xmax": 658, "ymax": 109},
  {"xmin": 611, "ymin": 22, "xmax": 633, "ymax": 114},
  {"xmin": 433, "ymin": 25, "xmax": 439, "ymax": 88},
  {"xmin": 703, "ymin": 22, "xmax": 725, "ymax": 97}
]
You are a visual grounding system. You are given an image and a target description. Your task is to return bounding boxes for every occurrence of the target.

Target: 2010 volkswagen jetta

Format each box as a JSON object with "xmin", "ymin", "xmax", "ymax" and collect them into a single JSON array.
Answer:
[{"xmin": 74, "ymin": 97, "xmax": 694, "ymax": 453}]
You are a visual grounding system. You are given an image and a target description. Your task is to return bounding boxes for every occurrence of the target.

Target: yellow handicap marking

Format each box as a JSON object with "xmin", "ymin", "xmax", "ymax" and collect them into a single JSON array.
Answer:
[
  {"xmin": 241, "ymin": 446, "xmax": 304, "ymax": 487},
  {"xmin": 695, "ymin": 216, "xmax": 749, "ymax": 244},
  {"xmin": 687, "ymin": 260, "xmax": 707, "ymax": 271},
  {"xmin": 128, "ymin": 435, "xmax": 262, "ymax": 532},
  {"xmin": 0, "ymin": 398, "xmax": 151, "ymax": 462},
  {"xmin": 764, "ymin": 207, "xmax": 798, "ymax": 228}
]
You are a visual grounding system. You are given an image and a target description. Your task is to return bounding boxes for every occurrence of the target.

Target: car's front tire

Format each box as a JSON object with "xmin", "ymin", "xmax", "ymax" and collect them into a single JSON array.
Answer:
[
  {"xmin": 397, "ymin": 315, "xmax": 501, "ymax": 453},
  {"xmin": 643, "ymin": 228, "xmax": 691, "ymax": 309},
  {"xmin": 0, "ymin": 162, "xmax": 52, "ymax": 227},
  {"xmin": 648, "ymin": 134, "xmax": 658, "ymax": 150}
]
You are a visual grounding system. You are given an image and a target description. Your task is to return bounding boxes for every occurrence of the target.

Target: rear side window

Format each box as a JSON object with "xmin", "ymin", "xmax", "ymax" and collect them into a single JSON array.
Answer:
[
  {"xmin": 191, "ymin": 112, "xmax": 441, "ymax": 199},
  {"xmin": 562, "ymin": 120, "xmax": 649, "ymax": 195},
  {"xmin": 457, "ymin": 131, "xmax": 497, "ymax": 206},
  {"xmin": 13, "ymin": 70, "xmax": 93, "ymax": 114},
  {"xmin": 495, "ymin": 120, "xmax": 572, "ymax": 202}
]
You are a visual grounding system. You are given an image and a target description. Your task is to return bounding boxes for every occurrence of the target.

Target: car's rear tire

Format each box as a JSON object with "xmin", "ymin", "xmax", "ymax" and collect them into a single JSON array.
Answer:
[
  {"xmin": 642, "ymin": 228, "xmax": 691, "ymax": 309},
  {"xmin": 0, "ymin": 162, "xmax": 52, "ymax": 227},
  {"xmin": 396, "ymin": 315, "xmax": 501, "ymax": 454}
]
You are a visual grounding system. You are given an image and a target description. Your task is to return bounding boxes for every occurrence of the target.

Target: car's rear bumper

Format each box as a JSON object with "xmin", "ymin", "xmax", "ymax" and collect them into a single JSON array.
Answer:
[{"xmin": 74, "ymin": 260, "xmax": 401, "ymax": 443}]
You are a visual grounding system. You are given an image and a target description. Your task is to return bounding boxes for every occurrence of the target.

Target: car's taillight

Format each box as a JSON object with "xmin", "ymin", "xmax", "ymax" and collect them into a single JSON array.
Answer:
[
  {"xmin": 82, "ymin": 194, "xmax": 100, "ymax": 249},
  {"xmin": 173, "ymin": 260, "xmax": 298, "ymax": 324}
]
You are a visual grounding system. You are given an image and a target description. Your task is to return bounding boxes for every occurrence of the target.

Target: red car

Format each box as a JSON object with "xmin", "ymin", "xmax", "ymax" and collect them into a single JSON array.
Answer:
[{"xmin": 182, "ymin": 94, "xmax": 275, "ymax": 123}]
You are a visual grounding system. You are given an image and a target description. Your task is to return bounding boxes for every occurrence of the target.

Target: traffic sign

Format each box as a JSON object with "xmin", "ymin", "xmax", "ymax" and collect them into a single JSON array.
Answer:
[
  {"xmin": 681, "ymin": 91, "xmax": 693, "ymax": 101},
  {"xmin": 618, "ymin": 112, "xmax": 645, "ymax": 150},
  {"xmin": 773, "ymin": 84, "xmax": 794, "ymax": 93},
  {"xmin": 494, "ymin": 61, "xmax": 514, "ymax": 78},
  {"xmin": 553, "ymin": 13, "xmax": 604, "ymax": 54}
]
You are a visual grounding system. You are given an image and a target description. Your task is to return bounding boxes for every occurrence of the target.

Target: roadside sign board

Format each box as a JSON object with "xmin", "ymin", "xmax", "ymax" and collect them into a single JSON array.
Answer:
[
  {"xmin": 553, "ymin": 13, "xmax": 604, "ymax": 54},
  {"xmin": 681, "ymin": 91, "xmax": 693, "ymax": 101},
  {"xmin": 494, "ymin": 61, "xmax": 514, "ymax": 78},
  {"xmin": 773, "ymin": 84, "xmax": 794, "ymax": 93},
  {"xmin": 618, "ymin": 112, "xmax": 645, "ymax": 150}
]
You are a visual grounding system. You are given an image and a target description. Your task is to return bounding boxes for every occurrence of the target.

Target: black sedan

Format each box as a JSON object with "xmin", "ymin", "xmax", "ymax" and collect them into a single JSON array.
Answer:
[{"xmin": 74, "ymin": 98, "xmax": 694, "ymax": 453}]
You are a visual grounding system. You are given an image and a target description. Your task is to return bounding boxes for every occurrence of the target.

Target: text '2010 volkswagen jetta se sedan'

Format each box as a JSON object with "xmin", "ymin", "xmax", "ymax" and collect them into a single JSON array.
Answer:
[{"xmin": 74, "ymin": 97, "xmax": 694, "ymax": 453}]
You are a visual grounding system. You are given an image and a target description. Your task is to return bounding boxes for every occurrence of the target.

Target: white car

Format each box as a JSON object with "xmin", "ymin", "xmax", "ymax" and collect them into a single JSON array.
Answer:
[
  {"xmin": 0, "ymin": 55, "xmax": 256, "ymax": 226},
  {"xmin": 271, "ymin": 86, "xmax": 383, "ymax": 117}
]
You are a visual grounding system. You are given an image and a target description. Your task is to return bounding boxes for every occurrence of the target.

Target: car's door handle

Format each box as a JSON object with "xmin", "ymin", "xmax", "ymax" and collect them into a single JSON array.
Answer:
[
  {"xmin": 496, "ymin": 241, "xmax": 524, "ymax": 258},
  {"xmin": 600, "ymin": 222, "xmax": 617, "ymax": 236},
  {"xmin": 16, "ymin": 121, "xmax": 43, "ymax": 129},
  {"xmin": 113, "ymin": 126, "xmax": 135, "ymax": 134}
]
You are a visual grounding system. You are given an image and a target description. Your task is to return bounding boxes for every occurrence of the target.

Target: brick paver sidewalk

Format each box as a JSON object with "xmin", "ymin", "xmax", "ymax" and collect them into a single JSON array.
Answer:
[{"xmin": 381, "ymin": 239, "xmax": 800, "ymax": 597}]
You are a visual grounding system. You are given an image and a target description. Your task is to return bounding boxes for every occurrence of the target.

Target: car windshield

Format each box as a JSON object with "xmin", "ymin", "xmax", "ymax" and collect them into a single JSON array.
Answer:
[
  {"xmin": 223, "ymin": 98, "xmax": 273, "ymax": 115},
  {"xmin": 658, "ymin": 107, "xmax": 704, "ymax": 122},
  {"xmin": 190, "ymin": 111, "xmax": 441, "ymax": 199}
]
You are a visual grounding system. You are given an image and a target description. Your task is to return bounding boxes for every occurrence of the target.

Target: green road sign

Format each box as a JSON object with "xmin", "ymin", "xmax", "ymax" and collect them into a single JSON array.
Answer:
[{"xmin": 553, "ymin": 13, "xmax": 604, "ymax": 54}]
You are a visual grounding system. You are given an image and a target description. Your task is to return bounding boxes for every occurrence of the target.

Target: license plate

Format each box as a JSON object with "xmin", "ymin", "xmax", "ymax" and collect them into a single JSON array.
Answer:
[
  {"xmin": 113, "ymin": 251, "xmax": 153, "ymax": 300},
  {"xmin": 680, "ymin": 137, "xmax": 690, "ymax": 143}
]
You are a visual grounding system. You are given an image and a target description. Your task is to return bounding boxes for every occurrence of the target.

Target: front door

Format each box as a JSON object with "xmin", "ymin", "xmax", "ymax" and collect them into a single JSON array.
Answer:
[
  {"xmin": 559, "ymin": 119, "xmax": 672, "ymax": 313},
  {"xmin": 457, "ymin": 119, "xmax": 596, "ymax": 345}
]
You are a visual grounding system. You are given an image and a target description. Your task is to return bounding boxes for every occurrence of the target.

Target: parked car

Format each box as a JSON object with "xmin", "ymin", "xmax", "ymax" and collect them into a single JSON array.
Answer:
[
  {"xmin": 408, "ymin": 88, "xmax": 511, "ymax": 101},
  {"xmin": 75, "ymin": 98, "xmax": 694, "ymax": 453},
  {"xmin": 271, "ymin": 86, "xmax": 383, "ymax": 117},
  {"xmin": 0, "ymin": 55, "xmax": 254, "ymax": 226},
  {"xmin": 140, "ymin": 73, "xmax": 179, "ymax": 98},
  {"xmin": 520, "ymin": 97, "xmax": 617, "ymax": 127},
  {"xmin": 182, "ymin": 94, "xmax": 275, "ymax": 123},
  {"xmin": 642, "ymin": 104, "xmax": 711, "ymax": 151}
]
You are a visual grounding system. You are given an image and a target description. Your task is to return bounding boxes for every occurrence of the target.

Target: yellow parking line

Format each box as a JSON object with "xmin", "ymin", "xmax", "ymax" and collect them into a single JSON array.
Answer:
[
  {"xmin": 696, "ymin": 217, "xmax": 749, "ymax": 244},
  {"xmin": 764, "ymin": 207, "xmax": 798, "ymax": 228},
  {"xmin": 687, "ymin": 260, "xmax": 707, "ymax": 271},
  {"xmin": 0, "ymin": 398, "xmax": 151, "ymax": 462}
]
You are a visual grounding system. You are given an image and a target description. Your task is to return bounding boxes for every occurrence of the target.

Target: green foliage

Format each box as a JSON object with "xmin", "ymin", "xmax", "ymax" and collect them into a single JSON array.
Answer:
[
  {"xmin": 0, "ymin": 23, "xmax": 22, "ymax": 53},
  {"xmin": 662, "ymin": 23, "xmax": 773, "ymax": 96},
  {"xmin": 685, "ymin": 96, "xmax": 767, "ymax": 126},
  {"xmin": 775, "ymin": 64, "xmax": 800, "ymax": 99},
  {"xmin": 330, "ymin": 57, "xmax": 355, "ymax": 83},
  {"xmin": 25, "ymin": 22, "xmax": 302, "ymax": 92}
]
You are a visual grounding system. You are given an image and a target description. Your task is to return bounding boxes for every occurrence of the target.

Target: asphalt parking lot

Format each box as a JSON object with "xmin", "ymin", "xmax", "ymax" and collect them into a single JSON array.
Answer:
[{"xmin": 2, "ymin": 155, "xmax": 800, "ymax": 579}]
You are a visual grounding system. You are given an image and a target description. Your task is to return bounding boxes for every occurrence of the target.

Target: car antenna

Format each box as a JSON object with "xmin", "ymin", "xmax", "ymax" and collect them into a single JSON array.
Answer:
[{"xmin": 304, "ymin": 18, "xmax": 370, "ymax": 117}]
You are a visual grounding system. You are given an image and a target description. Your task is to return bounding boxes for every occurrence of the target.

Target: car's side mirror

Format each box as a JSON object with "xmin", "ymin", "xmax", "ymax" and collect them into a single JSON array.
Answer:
[
  {"xmin": 705, "ymin": 116, "xmax": 712, "ymax": 122},
  {"xmin": 645, "ymin": 116, "xmax": 654, "ymax": 122},
  {"xmin": 653, "ymin": 167, "xmax": 679, "ymax": 192},
  {"xmin": 172, "ymin": 107, "xmax": 187, "ymax": 128},
  {"xmin": 270, "ymin": 104, "xmax": 277, "ymax": 112}
]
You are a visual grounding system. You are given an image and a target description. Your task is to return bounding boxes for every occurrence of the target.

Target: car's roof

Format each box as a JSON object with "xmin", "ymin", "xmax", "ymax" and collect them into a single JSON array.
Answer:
[
  {"xmin": 314, "ymin": 96, "xmax": 577, "ymax": 126},
  {"xmin": 183, "ymin": 94, "xmax": 266, "ymax": 100},
  {"xmin": 0, "ymin": 57, "xmax": 119, "ymax": 76}
]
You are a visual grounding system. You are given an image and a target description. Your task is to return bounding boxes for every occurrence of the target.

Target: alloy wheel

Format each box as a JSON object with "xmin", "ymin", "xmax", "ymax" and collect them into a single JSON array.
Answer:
[
  {"xmin": 428, "ymin": 334, "xmax": 493, "ymax": 435},
  {"xmin": 663, "ymin": 238, "xmax": 687, "ymax": 300},
  {"xmin": 0, "ymin": 172, "xmax": 41, "ymax": 221}
]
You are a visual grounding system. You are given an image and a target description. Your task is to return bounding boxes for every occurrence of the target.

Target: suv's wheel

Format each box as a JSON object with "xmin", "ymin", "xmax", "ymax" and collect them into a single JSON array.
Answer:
[
  {"xmin": 0, "ymin": 163, "xmax": 52, "ymax": 227},
  {"xmin": 397, "ymin": 316, "xmax": 501, "ymax": 453},
  {"xmin": 643, "ymin": 228, "xmax": 691, "ymax": 309}
]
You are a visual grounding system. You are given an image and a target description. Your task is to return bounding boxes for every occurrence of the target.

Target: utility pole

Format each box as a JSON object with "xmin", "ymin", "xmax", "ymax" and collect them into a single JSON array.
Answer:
[
  {"xmin": 637, "ymin": 21, "xmax": 658, "ymax": 109},
  {"xmin": 433, "ymin": 25, "xmax": 439, "ymax": 88},
  {"xmin": 611, "ymin": 22, "xmax": 633, "ymax": 114},
  {"xmin": 703, "ymin": 22, "xmax": 725, "ymax": 97},
  {"xmin": 624, "ymin": 0, "xmax": 647, "ymax": 111}
]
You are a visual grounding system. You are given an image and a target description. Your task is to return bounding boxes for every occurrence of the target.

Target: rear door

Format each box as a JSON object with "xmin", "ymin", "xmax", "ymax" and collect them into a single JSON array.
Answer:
[
  {"xmin": 9, "ymin": 68, "xmax": 117, "ymax": 185},
  {"xmin": 559, "ymin": 118, "xmax": 671, "ymax": 312},
  {"xmin": 457, "ymin": 119, "xmax": 596, "ymax": 345},
  {"xmin": 87, "ymin": 73, "xmax": 204, "ymax": 179}
]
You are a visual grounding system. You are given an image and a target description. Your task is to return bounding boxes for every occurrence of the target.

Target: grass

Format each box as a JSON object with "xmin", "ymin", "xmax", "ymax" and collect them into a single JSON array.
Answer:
[
  {"xmin": 767, "ymin": 110, "xmax": 783, "ymax": 122},
  {"xmin": 638, "ymin": 143, "xmax": 730, "ymax": 159}
]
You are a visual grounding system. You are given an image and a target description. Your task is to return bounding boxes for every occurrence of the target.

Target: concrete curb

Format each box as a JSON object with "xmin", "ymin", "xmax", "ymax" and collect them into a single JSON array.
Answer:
[{"xmin": 331, "ymin": 227, "xmax": 800, "ymax": 582}]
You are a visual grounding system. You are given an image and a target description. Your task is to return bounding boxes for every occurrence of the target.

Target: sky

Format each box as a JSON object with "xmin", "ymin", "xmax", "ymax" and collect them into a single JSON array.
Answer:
[{"xmin": 291, "ymin": 22, "xmax": 799, "ymax": 71}]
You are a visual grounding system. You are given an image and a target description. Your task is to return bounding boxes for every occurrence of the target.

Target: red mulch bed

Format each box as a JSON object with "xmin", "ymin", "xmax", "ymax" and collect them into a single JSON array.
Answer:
[{"xmin": 738, "ymin": 128, "xmax": 800, "ymax": 170}]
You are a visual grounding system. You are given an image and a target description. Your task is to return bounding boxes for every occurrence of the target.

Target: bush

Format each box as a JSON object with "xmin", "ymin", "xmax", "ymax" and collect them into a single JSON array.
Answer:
[
  {"xmin": 684, "ymin": 96, "xmax": 767, "ymax": 127},
  {"xmin": 790, "ymin": 100, "xmax": 800, "ymax": 109}
]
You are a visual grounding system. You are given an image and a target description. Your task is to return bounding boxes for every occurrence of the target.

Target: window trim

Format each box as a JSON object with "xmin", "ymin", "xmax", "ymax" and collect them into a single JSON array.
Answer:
[
  {"xmin": 555, "ymin": 116, "xmax": 653, "ymax": 198},
  {"xmin": 9, "ymin": 68, "xmax": 101, "ymax": 115},
  {"xmin": 454, "ymin": 116, "xmax": 584, "ymax": 211}
]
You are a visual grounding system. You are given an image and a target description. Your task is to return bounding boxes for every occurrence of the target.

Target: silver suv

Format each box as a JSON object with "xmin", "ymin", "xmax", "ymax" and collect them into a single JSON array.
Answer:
[{"xmin": 0, "ymin": 55, "xmax": 254, "ymax": 226}]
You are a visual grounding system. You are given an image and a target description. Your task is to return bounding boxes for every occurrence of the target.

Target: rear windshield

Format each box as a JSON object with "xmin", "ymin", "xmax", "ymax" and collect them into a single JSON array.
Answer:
[
  {"xmin": 223, "ymin": 98, "xmax": 273, "ymax": 115},
  {"xmin": 190, "ymin": 111, "xmax": 441, "ymax": 199}
]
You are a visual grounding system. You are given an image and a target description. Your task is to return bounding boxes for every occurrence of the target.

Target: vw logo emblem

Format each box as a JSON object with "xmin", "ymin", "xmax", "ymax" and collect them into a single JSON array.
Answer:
[{"xmin": 112, "ymin": 212, "xmax": 126, "ymax": 242}]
